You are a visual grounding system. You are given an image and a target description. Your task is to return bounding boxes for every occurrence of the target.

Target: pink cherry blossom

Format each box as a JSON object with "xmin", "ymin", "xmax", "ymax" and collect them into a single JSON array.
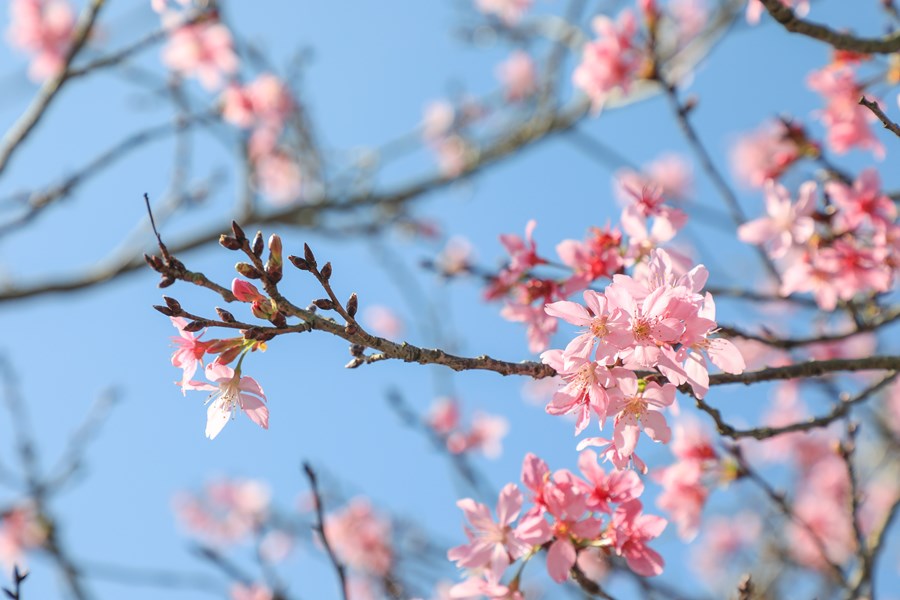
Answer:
[
  {"xmin": 540, "ymin": 350, "xmax": 613, "ymax": 434},
  {"xmin": 654, "ymin": 459, "xmax": 707, "ymax": 541},
  {"xmin": 173, "ymin": 478, "xmax": 270, "ymax": 543},
  {"xmin": 447, "ymin": 484, "xmax": 534, "ymax": 573},
  {"xmin": 555, "ymin": 225, "xmax": 625, "ymax": 293},
  {"xmin": 326, "ymin": 498, "xmax": 393, "ymax": 576},
  {"xmin": 231, "ymin": 278, "xmax": 266, "ymax": 303},
  {"xmin": 496, "ymin": 51, "xmax": 537, "ymax": 102},
  {"xmin": 184, "ymin": 363, "xmax": 269, "ymax": 439},
  {"xmin": 221, "ymin": 74, "xmax": 294, "ymax": 131},
  {"xmin": 577, "ymin": 436, "xmax": 648, "ymax": 473},
  {"xmin": 668, "ymin": 0, "xmax": 708, "ymax": 43},
  {"xmin": 610, "ymin": 500, "xmax": 666, "ymax": 576},
  {"xmin": 6, "ymin": 0, "xmax": 75, "ymax": 81},
  {"xmin": 544, "ymin": 290, "xmax": 629, "ymax": 364},
  {"xmin": 0, "ymin": 504, "xmax": 47, "ymax": 568},
  {"xmin": 253, "ymin": 149, "xmax": 302, "ymax": 204},
  {"xmin": 362, "ymin": 305, "xmax": 405, "ymax": 339},
  {"xmin": 737, "ymin": 180, "xmax": 817, "ymax": 259},
  {"xmin": 807, "ymin": 65, "xmax": 884, "ymax": 158},
  {"xmin": 475, "ymin": 0, "xmax": 532, "ymax": 25},
  {"xmin": 162, "ymin": 20, "xmax": 238, "ymax": 90},
  {"xmin": 614, "ymin": 154, "xmax": 693, "ymax": 203},
  {"xmin": 825, "ymin": 168, "xmax": 896, "ymax": 232},
  {"xmin": 421, "ymin": 101, "xmax": 455, "ymax": 142},
  {"xmin": 577, "ymin": 449, "xmax": 643, "ymax": 513},
  {"xmin": 573, "ymin": 10, "xmax": 642, "ymax": 113},
  {"xmin": 170, "ymin": 316, "xmax": 213, "ymax": 391},
  {"xmin": 730, "ymin": 120, "xmax": 805, "ymax": 187},
  {"xmin": 691, "ymin": 513, "xmax": 760, "ymax": 579},
  {"xmin": 607, "ymin": 370, "xmax": 676, "ymax": 457}
]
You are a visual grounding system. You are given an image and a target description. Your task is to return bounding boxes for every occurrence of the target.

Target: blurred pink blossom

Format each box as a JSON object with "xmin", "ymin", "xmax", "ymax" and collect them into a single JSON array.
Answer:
[
  {"xmin": 362, "ymin": 305, "xmax": 405, "ymax": 339},
  {"xmin": 496, "ymin": 51, "xmax": 537, "ymax": 102},
  {"xmin": 7, "ymin": 0, "xmax": 76, "ymax": 81},
  {"xmin": 162, "ymin": 20, "xmax": 238, "ymax": 90},
  {"xmin": 325, "ymin": 498, "xmax": 393, "ymax": 576},
  {"xmin": 0, "ymin": 504, "xmax": 47, "ymax": 568}
]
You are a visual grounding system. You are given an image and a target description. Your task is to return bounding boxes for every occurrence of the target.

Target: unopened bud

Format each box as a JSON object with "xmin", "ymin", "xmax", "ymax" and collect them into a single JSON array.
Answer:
[
  {"xmin": 267, "ymin": 234, "xmax": 283, "ymax": 266},
  {"xmin": 251, "ymin": 299, "xmax": 275, "ymax": 320},
  {"xmin": 346, "ymin": 293, "xmax": 358, "ymax": 318},
  {"xmin": 303, "ymin": 243, "xmax": 317, "ymax": 268},
  {"xmin": 158, "ymin": 276, "xmax": 176, "ymax": 288},
  {"xmin": 153, "ymin": 304, "xmax": 174, "ymax": 316},
  {"xmin": 219, "ymin": 234, "xmax": 242, "ymax": 251},
  {"xmin": 231, "ymin": 221, "xmax": 247, "ymax": 243},
  {"xmin": 350, "ymin": 343, "xmax": 365, "ymax": 357},
  {"xmin": 252, "ymin": 231, "xmax": 264, "ymax": 258},
  {"xmin": 144, "ymin": 253, "xmax": 164, "ymax": 272},
  {"xmin": 266, "ymin": 264, "xmax": 283, "ymax": 284},
  {"xmin": 163, "ymin": 296, "xmax": 182, "ymax": 313},
  {"xmin": 183, "ymin": 320, "xmax": 206, "ymax": 332},
  {"xmin": 236, "ymin": 262, "xmax": 262, "ymax": 279},
  {"xmin": 320, "ymin": 262, "xmax": 332, "ymax": 281},
  {"xmin": 216, "ymin": 307, "xmax": 236, "ymax": 323},
  {"xmin": 216, "ymin": 345, "xmax": 242, "ymax": 365},
  {"xmin": 288, "ymin": 255, "xmax": 310, "ymax": 271},
  {"xmin": 313, "ymin": 298, "xmax": 334, "ymax": 310}
]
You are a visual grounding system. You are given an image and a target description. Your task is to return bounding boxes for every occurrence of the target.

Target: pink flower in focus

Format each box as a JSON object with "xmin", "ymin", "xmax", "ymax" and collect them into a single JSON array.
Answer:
[
  {"xmin": 170, "ymin": 316, "xmax": 213, "ymax": 391},
  {"xmin": 475, "ymin": 0, "xmax": 531, "ymax": 25},
  {"xmin": 573, "ymin": 10, "xmax": 642, "ymax": 112},
  {"xmin": 326, "ymin": 498, "xmax": 393, "ymax": 576},
  {"xmin": 540, "ymin": 350, "xmax": 613, "ymax": 435},
  {"xmin": 162, "ymin": 21, "xmax": 238, "ymax": 90},
  {"xmin": 610, "ymin": 500, "xmax": 666, "ymax": 576},
  {"xmin": 496, "ymin": 51, "xmax": 537, "ymax": 102},
  {"xmin": 184, "ymin": 363, "xmax": 269, "ymax": 439},
  {"xmin": 577, "ymin": 449, "xmax": 643, "ymax": 514},
  {"xmin": 448, "ymin": 484, "xmax": 535, "ymax": 573},
  {"xmin": 6, "ymin": 0, "xmax": 75, "ymax": 81},
  {"xmin": 607, "ymin": 370, "xmax": 676, "ymax": 458},
  {"xmin": 737, "ymin": 180, "xmax": 817, "ymax": 259},
  {"xmin": 544, "ymin": 290, "xmax": 629, "ymax": 364}
]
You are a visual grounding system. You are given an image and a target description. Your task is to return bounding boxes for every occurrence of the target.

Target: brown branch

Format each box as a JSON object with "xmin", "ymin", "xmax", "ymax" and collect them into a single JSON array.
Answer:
[
  {"xmin": 0, "ymin": 0, "xmax": 107, "ymax": 178},
  {"xmin": 759, "ymin": 0, "xmax": 900, "ymax": 54},
  {"xmin": 706, "ymin": 356, "xmax": 900, "ymax": 386},
  {"xmin": 859, "ymin": 96, "xmax": 900, "ymax": 138},
  {"xmin": 302, "ymin": 463, "xmax": 349, "ymax": 600},
  {"xmin": 695, "ymin": 372, "xmax": 898, "ymax": 440}
]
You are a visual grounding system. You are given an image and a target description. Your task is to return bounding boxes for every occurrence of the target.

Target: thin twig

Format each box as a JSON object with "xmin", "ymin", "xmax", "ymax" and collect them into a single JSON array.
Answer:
[
  {"xmin": 302, "ymin": 463, "xmax": 349, "ymax": 600},
  {"xmin": 859, "ymin": 96, "xmax": 900, "ymax": 138}
]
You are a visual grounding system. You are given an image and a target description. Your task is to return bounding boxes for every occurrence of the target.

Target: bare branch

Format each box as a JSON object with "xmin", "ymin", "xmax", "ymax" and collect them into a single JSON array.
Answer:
[{"xmin": 859, "ymin": 96, "xmax": 900, "ymax": 138}]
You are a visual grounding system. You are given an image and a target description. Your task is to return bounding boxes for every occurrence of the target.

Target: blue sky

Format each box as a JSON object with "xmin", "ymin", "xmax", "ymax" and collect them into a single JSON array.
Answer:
[{"xmin": 1, "ymin": 1, "xmax": 898, "ymax": 598}]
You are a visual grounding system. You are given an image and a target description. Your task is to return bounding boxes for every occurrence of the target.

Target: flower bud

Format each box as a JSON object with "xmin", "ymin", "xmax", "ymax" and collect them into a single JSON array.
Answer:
[
  {"xmin": 236, "ymin": 262, "xmax": 262, "ymax": 279},
  {"xmin": 346, "ymin": 293, "xmax": 358, "ymax": 318},
  {"xmin": 303, "ymin": 243, "xmax": 317, "ymax": 268},
  {"xmin": 219, "ymin": 234, "xmax": 242, "ymax": 251},
  {"xmin": 288, "ymin": 255, "xmax": 310, "ymax": 271},
  {"xmin": 320, "ymin": 261, "xmax": 332, "ymax": 281},
  {"xmin": 216, "ymin": 307, "xmax": 236, "ymax": 323},
  {"xmin": 183, "ymin": 320, "xmax": 206, "ymax": 332},
  {"xmin": 232, "ymin": 278, "xmax": 265, "ymax": 302},
  {"xmin": 163, "ymin": 296, "xmax": 183, "ymax": 313},
  {"xmin": 231, "ymin": 220, "xmax": 247, "ymax": 243},
  {"xmin": 252, "ymin": 231, "xmax": 264, "ymax": 258},
  {"xmin": 153, "ymin": 304, "xmax": 174, "ymax": 316},
  {"xmin": 313, "ymin": 298, "xmax": 334, "ymax": 310}
]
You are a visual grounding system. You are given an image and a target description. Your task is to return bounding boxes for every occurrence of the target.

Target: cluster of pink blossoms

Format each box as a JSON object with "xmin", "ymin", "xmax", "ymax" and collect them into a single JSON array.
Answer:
[
  {"xmin": 729, "ymin": 118, "xmax": 817, "ymax": 188},
  {"xmin": 154, "ymin": 2, "xmax": 302, "ymax": 203},
  {"xmin": 173, "ymin": 478, "xmax": 272, "ymax": 544},
  {"xmin": 542, "ymin": 246, "xmax": 744, "ymax": 468},
  {"xmin": 325, "ymin": 498, "xmax": 395, "ymax": 597},
  {"xmin": 428, "ymin": 397, "xmax": 509, "ymax": 458},
  {"xmin": 448, "ymin": 452, "xmax": 665, "ymax": 597},
  {"xmin": 739, "ymin": 169, "xmax": 897, "ymax": 310},
  {"xmin": 6, "ymin": 0, "xmax": 75, "ymax": 81},
  {"xmin": 572, "ymin": 9, "xmax": 643, "ymax": 113}
]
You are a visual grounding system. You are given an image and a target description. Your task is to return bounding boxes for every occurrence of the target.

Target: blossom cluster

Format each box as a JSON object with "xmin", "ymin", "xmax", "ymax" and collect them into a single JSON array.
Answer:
[
  {"xmin": 0, "ymin": 504, "xmax": 47, "ymax": 569},
  {"xmin": 6, "ymin": 0, "xmax": 75, "ymax": 81},
  {"xmin": 153, "ymin": 1, "xmax": 302, "ymax": 202},
  {"xmin": 448, "ymin": 451, "xmax": 666, "ymax": 597},
  {"xmin": 428, "ymin": 397, "xmax": 510, "ymax": 459},
  {"xmin": 739, "ymin": 169, "xmax": 897, "ymax": 310}
]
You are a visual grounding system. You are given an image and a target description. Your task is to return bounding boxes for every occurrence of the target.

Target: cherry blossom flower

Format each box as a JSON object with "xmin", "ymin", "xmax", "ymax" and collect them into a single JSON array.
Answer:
[
  {"xmin": 162, "ymin": 20, "xmax": 238, "ymax": 90},
  {"xmin": 447, "ymin": 484, "xmax": 536, "ymax": 573},
  {"xmin": 614, "ymin": 154, "xmax": 693, "ymax": 203},
  {"xmin": 184, "ymin": 363, "xmax": 269, "ymax": 439},
  {"xmin": 730, "ymin": 120, "xmax": 806, "ymax": 187},
  {"xmin": 6, "ymin": 0, "xmax": 75, "ymax": 81},
  {"xmin": 610, "ymin": 500, "xmax": 666, "ymax": 576},
  {"xmin": 173, "ymin": 478, "xmax": 270, "ymax": 543},
  {"xmin": 607, "ymin": 370, "xmax": 676, "ymax": 457},
  {"xmin": 170, "ymin": 316, "xmax": 213, "ymax": 391},
  {"xmin": 807, "ymin": 65, "xmax": 884, "ymax": 158},
  {"xmin": 221, "ymin": 74, "xmax": 294, "ymax": 131},
  {"xmin": 577, "ymin": 449, "xmax": 643, "ymax": 513},
  {"xmin": 540, "ymin": 350, "xmax": 614, "ymax": 434},
  {"xmin": 0, "ymin": 504, "xmax": 47, "ymax": 568},
  {"xmin": 825, "ymin": 168, "xmax": 896, "ymax": 232},
  {"xmin": 573, "ymin": 10, "xmax": 642, "ymax": 112},
  {"xmin": 326, "ymin": 498, "xmax": 394, "ymax": 576},
  {"xmin": 363, "ymin": 305, "xmax": 405, "ymax": 339},
  {"xmin": 544, "ymin": 290, "xmax": 629, "ymax": 364},
  {"xmin": 253, "ymin": 149, "xmax": 302, "ymax": 204},
  {"xmin": 496, "ymin": 51, "xmax": 537, "ymax": 102},
  {"xmin": 738, "ymin": 180, "xmax": 817, "ymax": 259}
]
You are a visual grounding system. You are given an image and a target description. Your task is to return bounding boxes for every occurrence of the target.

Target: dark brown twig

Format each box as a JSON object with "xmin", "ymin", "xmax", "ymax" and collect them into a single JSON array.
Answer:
[
  {"xmin": 302, "ymin": 463, "xmax": 349, "ymax": 600},
  {"xmin": 859, "ymin": 96, "xmax": 900, "ymax": 138}
]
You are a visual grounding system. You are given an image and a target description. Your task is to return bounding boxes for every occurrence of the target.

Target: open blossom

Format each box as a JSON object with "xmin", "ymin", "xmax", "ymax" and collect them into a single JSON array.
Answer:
[
  {"xmin": 448, "ymin": 484, "xmax": 536, "ymax": 573},
  {"xmin": 614, "ymin": 154, "xmax": 693, "ymax": 203},
  {"xmin": 807, "ymin": 65, "xmax": 884, "ymax": 158},
  {"xmin": 221, "ymin": 74, "xmax": 294, "ymax": 131},
  {"xmin": 610, "ymin": 500, "xmax": 666, "ymax": 576},
  {"xmin": 170, "ymin": 316, "xmax": 213, "ymax": 390},
  {"xmin": 326, "ymin": 498, "xmax": 393, "ymax": 576},
  {"xmin": 496, "ymin": 51, "xmax": 537, "ymax": 102},
  {"xmin": 540, "ymin": 350, "xmax": 614, "ymax": 435},
  {"xmin": 607, "ymin": 370, "xmax": 676, "ymax": 457},
  {"xmin": 173, "ymin": 479, "xmax": 270, "ymax": 543},
  {"xmin": 184, "ymin": 363, "xmax": 269, "ymax": 439},
  {"xmin": 7, "ymin": 0, "xmax": 75, "ymax": 81},
  {"xmin": 162, "ymin": 21, "xmax": 238, "ymax": 90},
  {"xmin": 825, "ymin": 168, "xmax": 896, "ymax": 232},
  {"xmin": 730, "ymin": 120, "xmax": 807, "ymax": 187},
  {"xmin": 573, "ymin": 10, "xmax": 642, "ymax": 112},
  {"xmin": 738, "ymin": 180, "xmax": 817, "ymax": 259}
]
